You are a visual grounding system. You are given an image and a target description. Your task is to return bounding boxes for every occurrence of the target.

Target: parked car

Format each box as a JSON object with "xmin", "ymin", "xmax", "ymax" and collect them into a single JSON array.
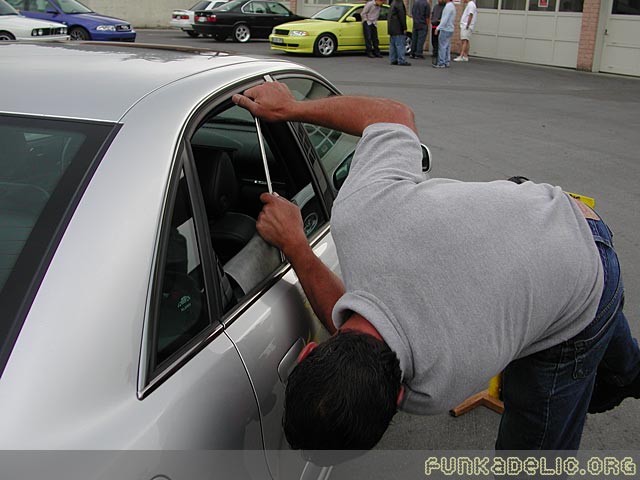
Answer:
[
  {"xmin": 192, "ymin": 0, "xmax": 304, "ymax": 43},
  {"xmin": 270, "ymin": 2, "xmax": 413, "ymax": 57},
  {"xmin": 6, "ymin": 0, "xmax": 135, "ymax": 41},
  {"xmin": 0, "ymin": 40, "xmax": 370, "ymax": 478},
  {"xmin": 0, "ymin": 0, "xmax": 67, "ymax": 40},
  {"xmin": 170, "ymin": 0, "xmax": 228, "ymax": 38}
]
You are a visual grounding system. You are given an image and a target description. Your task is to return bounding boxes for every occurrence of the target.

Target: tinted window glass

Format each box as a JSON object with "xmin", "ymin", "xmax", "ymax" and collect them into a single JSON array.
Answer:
[
  {"xmin": 153, "ymin": 169, "xmax": 211, "ymax": 369},
  {"xmin": 0, "ymin": 0, "xmax": 18, "ymax": 14},
  {"xmin": 0, "ymin": 115, "xmax": 114, "ymax": 375},
  {"xmin": 612, "ymin": 0, "xmax": 640, "ymax": 14},
  {"xmin": 501, "ymin": 0, "xmax": 526, "ymax": 9},
  {"xmin": 477, "ymin": 0, "xmax": 498, "ymax": 8},
  {"xmin": 267, "ymin": 1, "xmax": 289, "ymax": 14},
  {"xmin": 558, "ymin": 0, "xmax": 582, "ymax": 10},
  {"xmin": 280, "ymin": 77, "xmax": 359, "ymax": 195}
]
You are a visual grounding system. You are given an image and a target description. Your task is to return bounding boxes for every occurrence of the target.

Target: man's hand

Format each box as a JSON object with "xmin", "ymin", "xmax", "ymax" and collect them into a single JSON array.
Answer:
[
  {"xmin": 232, "ymin": 82, "xmax": 298, "ymax": 122},
  {"xmin": 256, "ymin": 192, "xmax": 308, "ymax": 258}
]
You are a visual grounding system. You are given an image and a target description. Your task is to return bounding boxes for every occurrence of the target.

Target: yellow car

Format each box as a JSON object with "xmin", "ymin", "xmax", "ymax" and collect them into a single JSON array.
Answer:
[{"xmin": 269, "ymin": 3, "xmax": 413, "ymax": 57}]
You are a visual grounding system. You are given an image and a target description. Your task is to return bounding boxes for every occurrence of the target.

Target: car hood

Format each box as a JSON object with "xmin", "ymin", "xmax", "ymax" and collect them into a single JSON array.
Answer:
[
  {"xmin": 276, "ymin": 18, "xmax": 329, "ymax": 29},
  {"xmin": 67, "ymin": 13, "xmax": 130, "ymax": 26},
  {"xmin": 0, "ymin": 14, "xmax": 66, "ymax": 29}
]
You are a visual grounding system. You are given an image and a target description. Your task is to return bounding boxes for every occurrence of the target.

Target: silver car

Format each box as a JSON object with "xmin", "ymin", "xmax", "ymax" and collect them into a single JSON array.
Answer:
[{"xmin": 0, "ymin": 41, "xmax": 364, "ymax": 478}]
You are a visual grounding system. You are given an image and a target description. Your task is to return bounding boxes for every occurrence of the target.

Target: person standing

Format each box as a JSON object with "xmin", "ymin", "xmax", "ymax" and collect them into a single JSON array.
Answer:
[
  {"xmin": 410, "ymin": 0, "xmax": 431, "ymax": 59},
  {"xmin": 430, "ymin": 0, "xmax": 445, "ymax": 65},
  {"xmin": 362, "ymin": 0, "xmax": 384, "ymax": 58},
  {"xmin": 454, "ymin": 0, "xmax": 476, "ymax": 61},
  {"xmin": 433, "ymin": 0, "xmax": 454, "ymax": 68},
  {"xmin": 388, "ymin": 0, "xmax": 411, "ymax": 66}
]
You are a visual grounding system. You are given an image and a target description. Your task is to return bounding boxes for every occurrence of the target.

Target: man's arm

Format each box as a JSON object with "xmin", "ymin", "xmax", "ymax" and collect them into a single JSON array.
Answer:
[
  {"xmin": 232, "ymin": 81, "xmax": 416, "ymax": 135},
  {"xmin": 256, "ymin": 192, "xmax": 340, "ymax": 334}
]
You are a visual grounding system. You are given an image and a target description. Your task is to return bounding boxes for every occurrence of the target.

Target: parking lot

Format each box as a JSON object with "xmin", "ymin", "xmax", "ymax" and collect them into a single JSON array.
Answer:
[{"xmin": 140, "ymin": 29, "xmax": 640, "ymax": 453}]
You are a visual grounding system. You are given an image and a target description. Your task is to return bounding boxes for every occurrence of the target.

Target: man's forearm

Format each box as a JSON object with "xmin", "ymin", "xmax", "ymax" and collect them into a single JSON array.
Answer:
[
  {"xmin": 287, "ymin": 95, "xmax": 416, "ymax": 136},
  {"xmin": 284, "ymin": 241, "xmax": 343, "ymax": 335},
  {"xmin": 232, "ymin": 82, "xmax": 416, "ymax": 136}
]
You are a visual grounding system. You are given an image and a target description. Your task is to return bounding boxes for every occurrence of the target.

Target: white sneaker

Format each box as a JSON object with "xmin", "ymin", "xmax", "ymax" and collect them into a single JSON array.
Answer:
[
  {"xmin": 461, "ymin": 56, "xmax": 469, "ymax": 62},
  {"xmin": 453, "ymin": 56, "xmax": 464, "ymax": 62}
]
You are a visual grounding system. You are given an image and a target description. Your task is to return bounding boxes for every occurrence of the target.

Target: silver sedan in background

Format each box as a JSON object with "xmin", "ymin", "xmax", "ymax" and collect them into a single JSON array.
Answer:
[{"xmin": 0, "ymin": 41, "xmax": 366, "ymax": 479}]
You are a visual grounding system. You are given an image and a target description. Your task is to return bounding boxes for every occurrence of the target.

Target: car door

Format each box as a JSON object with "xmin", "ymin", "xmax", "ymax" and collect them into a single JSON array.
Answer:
[
  {"xmin": 242, "ymin": 0, "xmax": 270, "ymax": 37},
  {"xmin": 337, "ymin": 6, "xmax": 365, "ymax": 49}
]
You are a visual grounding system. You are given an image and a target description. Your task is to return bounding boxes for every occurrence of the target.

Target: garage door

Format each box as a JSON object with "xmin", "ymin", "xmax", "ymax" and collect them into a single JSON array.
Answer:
[
  {"xmin": 473, "ymin": 0, "xmax": 583, "ymax": 68},
  {"xmin": 600, "ymin": 0, "xmax": 640, "ymax": 76}
]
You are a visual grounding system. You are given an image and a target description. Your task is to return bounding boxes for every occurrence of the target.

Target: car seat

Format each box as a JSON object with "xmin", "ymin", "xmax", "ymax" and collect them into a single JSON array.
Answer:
[{"xmin": 196, "ymin": 150, "xmax": 257, "ymax": 264}]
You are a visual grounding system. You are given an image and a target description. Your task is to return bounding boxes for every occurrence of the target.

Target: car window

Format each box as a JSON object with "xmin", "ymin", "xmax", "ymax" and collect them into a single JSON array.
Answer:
[
  {"xmin": 190, "ymin": 0, "xmax": 210, "ymax": 9},
  {"xmin": 267, "ymin": 1, "xmax": 288, "ymax": 14},
  {"xmin": 189, "ymin": 99, "xmax": 328, "ymax": 314},
  {"xmin": 279, "ymin": 77, "xmax": 359, "ymax": 195},
  {"xmin": 0, "ymin": 0, "xmax": 19, "ymax": 14},
  {"xmin": 151, "ymin": 168, "xmax": 212, "ymax": 371},
  {"xmin": 26, "ymin": 0, "xmax": 50, "ymax": 12},
  {"xmin": 216, "ymin": 0, "xmax": 242, "ymax": 11},
  {"xmin": 0, "ymin": 115, "xmax": 115, "ymax": 376},
  {"xmin": 311, "ymin": 4, "xmax": 351, "ymax": 20},
  {"xmin": 244, "ymin": 1, "xmax": 267, "ymax": 13},
  {"xmin": 4, "ymin": 0, "xmax": 24, "ymax": 12},
  {"xmin": 56, "ymin": 0, "xmax": 92, "ymax": 14},
  {"xmin": 347, "ymin": 6, "xmax": 364, "ymax": 20}
]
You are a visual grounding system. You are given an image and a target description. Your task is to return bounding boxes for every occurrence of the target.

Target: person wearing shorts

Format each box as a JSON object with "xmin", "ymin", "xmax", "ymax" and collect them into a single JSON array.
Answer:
[{"xmin": 454, "ymin": 0, "xmax": 476, "ymax": 62}]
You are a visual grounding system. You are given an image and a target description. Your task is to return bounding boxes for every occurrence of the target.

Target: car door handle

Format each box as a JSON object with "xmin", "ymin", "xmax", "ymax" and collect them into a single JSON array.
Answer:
[{"xmin": 278, "ymin": 337, "xmax": 304, "ymax": 383}]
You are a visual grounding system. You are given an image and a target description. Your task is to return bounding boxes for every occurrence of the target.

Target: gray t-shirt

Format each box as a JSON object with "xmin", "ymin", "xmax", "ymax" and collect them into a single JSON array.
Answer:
[{"xmin": 330, "ymin": 123, "xmax": 603, "ymax": 414}]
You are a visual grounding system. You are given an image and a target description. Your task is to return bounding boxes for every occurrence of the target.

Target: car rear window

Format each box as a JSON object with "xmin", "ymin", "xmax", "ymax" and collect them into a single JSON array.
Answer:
[{"xmin": 0, "ymin": 114, "xmax": 115, "ymax": 375}]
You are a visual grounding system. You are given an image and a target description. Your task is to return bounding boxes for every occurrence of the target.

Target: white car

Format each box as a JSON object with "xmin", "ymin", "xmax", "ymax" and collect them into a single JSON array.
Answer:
[
  {"xmin": 0, "ymin": 0, "xmax": 67, "ymax": 41},
  {"xmin": 170, "ymin": 0, "xmax": 228, "ymax": 37}
]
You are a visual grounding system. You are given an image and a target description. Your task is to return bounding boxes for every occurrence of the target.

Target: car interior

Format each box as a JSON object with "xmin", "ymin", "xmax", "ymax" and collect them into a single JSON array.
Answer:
[{"xmin": 154, "ymin": 101, "xmax": 329, "ymax": 368}]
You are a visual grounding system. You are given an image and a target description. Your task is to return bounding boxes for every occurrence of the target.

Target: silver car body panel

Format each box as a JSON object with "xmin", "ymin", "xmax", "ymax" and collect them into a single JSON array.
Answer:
[{"xmin": 0, "ymin": 42, "xmax": 340, "ymax": 479}]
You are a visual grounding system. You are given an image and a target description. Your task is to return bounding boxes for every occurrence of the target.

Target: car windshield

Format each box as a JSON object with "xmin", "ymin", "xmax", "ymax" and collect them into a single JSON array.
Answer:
[
  {"xmin": 215, "ymin": 0, "xmax": 243, "ymax": 11},
  {"xmin": 0, "ymin": 115, "xmax": 114, "ymax": 374},
  {"xmin": 57, "ymin": 0, "xmax": 93, "ymax": 14},
  {"xmin": 190, "ymin": 0, "xmax": 210, "ymax": 9},
  {"xmin": 0, "ymin": 0, "xmax": 18, "ymax": 15},
  {"xmin": 311, "ymin": 4, "xmax": 351, "ymax": 20}
]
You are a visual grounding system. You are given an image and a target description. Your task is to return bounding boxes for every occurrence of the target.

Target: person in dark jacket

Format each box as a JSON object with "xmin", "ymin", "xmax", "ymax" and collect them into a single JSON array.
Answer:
[
  {"xmin": 430, "ymin": 0, "xmax": 444, "ymax": 65},
  {"xmin": 410, "ymin": 0, "xmax": 430, "ymax": 59},
  {"xmin": 388, "ymin": 0, "xmax": 411, "ymax": 66}
]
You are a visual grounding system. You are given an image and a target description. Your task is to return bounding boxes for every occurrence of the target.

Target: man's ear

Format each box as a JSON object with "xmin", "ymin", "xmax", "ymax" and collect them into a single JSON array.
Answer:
[
  {"xmin": 297, "ymin": 341, "xmax": 318, "ymax": 363},
  {"xmin": 397, "ymin": 385, "xmax": 405, "ymax": 407}
]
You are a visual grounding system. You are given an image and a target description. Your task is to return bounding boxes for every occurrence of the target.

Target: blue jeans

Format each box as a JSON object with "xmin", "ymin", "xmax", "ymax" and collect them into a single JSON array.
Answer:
[
  {"xmin": 389, "ymin": 34, "xmax": 407, "ymax": 64},
  {"xmin": 363, "ymin": 22, "xmax": 379, "ymax": 55},
  {"xmin": 437, "ymin": 30, "xmax": 452, "ymax": 66},
  {"xmin": 411, "ymin": 27, "xmax": 427, "ymax": 56},
  {"xmin": 496, "ymin": 217, "xmax": 640, "ymax": 450}
]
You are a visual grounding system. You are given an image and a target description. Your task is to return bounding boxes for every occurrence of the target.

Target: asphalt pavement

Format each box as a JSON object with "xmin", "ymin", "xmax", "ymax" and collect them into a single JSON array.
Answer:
[{"xmin": 140, "ymin": 30, "xmax": 640, "ymax": 455}]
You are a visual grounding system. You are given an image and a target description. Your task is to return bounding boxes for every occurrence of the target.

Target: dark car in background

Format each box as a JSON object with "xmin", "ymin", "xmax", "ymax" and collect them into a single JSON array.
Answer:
[
  {"xmin": 7, "ymin": 0, "xmax": 135, "ymax": 41},
  {"xmin": 192, "ymin": 0, "xmax": 303, "ymax": 43}
]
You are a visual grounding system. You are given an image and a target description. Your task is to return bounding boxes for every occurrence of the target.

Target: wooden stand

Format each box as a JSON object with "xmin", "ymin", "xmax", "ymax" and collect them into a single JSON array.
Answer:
[{"xmin": 449, "ymin": 374, "xmax": 505, "ymax": 417}]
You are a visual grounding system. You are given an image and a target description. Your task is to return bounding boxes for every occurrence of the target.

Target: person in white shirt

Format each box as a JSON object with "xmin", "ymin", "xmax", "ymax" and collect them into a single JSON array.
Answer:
[{"xmin": 454, "ymin": 0, "xmax": 476, "ymax": 62}]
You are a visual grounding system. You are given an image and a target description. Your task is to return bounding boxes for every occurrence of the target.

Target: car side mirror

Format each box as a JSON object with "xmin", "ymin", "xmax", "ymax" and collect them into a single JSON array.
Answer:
[
  {"xmin": 46, "ymin": 8, "xmax": 57, "ymax": 14},
  {"xmin": 345, "ymin": 16, "xmax": 356, "ymax": 22},
  {"xmin": 421, "ymin": 144, "xmax": 432, "ymax": 173}
]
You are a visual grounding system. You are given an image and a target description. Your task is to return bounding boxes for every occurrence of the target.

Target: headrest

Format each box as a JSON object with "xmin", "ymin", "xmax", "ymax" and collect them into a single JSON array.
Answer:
[{"xmin": 196, "ymin": 150, "xmax": 238, "ymax": 218}]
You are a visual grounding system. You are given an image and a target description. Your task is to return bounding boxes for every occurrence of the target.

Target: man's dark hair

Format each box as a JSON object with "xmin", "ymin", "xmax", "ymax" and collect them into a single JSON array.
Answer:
[{"xmin": 283, "ymin": 330, "xmax": 402, "ymax": 451}]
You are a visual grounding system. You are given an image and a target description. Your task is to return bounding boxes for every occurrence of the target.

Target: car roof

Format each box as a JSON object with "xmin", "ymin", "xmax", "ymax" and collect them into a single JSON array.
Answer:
[{"xmin": 0, "ymin": 42, "xmax": 305, "ymax": 122}]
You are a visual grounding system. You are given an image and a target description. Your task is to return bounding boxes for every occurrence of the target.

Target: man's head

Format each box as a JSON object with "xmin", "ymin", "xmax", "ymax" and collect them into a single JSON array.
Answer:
[
  {"xmin": 374, "ymin": 0, "xmax": 384, "ymax": 6},
  {"xmin": 283, "ymin": 330, "xmax": 402, "ymax": 451}
]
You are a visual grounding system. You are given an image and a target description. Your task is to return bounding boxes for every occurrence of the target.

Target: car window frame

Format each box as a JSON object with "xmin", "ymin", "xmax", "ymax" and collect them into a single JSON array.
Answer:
[
  {"xmin": 0, "ymin": 113, "xmax": 118, "ymax": 379},
  {"xmin": 139, "ymin": 73, "xmax": 334, "ymax": 396}
]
